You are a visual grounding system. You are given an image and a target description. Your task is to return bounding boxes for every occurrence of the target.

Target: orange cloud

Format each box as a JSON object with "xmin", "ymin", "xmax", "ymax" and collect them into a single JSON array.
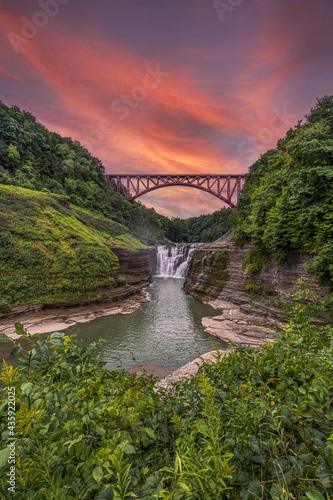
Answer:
[{"xmin": 0, "ymin": 5, "xmax": 247, "ymax": 178}]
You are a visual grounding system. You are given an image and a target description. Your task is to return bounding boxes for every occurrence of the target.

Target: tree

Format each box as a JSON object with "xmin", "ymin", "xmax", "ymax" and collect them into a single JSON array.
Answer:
[{"xmin": 6, "ymin": 144, "xmax": 20, "ymax": 167}]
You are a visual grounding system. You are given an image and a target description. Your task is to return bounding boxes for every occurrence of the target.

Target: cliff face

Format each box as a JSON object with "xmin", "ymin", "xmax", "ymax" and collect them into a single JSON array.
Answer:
[
  {"xmin": 111, "ymin": 248, "xmax": 152, "ymax": 295},
  {"xmin": 184, "ymin": 233, "xmax": 329, "ymax": 346},
  {"xmin": 184, "ymin": 233, "xmax": 328, "ymax": 303}
]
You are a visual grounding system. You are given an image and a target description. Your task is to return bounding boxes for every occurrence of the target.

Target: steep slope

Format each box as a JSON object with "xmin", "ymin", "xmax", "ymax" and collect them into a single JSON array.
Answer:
[
  {"xmin": 186, "ymin": 207, "xmax": 235, "ymax": 242},
  {"xmin": 184, "ymin": 96, "xmax": 333, "ymax": 343},
  {"xmin": 0, "ymin": 101, "xmax": 174, "ymax": 244},
  {"xmin": 0, "ymin": 185, "xmax": 151, "ymax": 313},
  {"xmin": 184, "ymin": 232, "xmax": 330, "ymax": 344}
]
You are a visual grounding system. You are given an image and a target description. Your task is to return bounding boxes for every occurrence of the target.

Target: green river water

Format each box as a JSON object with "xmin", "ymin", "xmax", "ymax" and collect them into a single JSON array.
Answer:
[{"xmin": 65, "ymin": 277, "xmax": 226, "ymax": 370}]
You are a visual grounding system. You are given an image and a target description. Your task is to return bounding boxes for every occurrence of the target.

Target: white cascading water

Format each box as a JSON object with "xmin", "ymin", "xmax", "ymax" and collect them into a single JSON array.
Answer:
[{"xmin": 154, "ymin": 244, "xmax": 197, "ymax": 278}]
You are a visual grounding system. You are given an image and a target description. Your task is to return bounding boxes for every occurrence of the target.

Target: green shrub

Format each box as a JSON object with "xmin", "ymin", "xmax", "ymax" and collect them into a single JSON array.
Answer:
[
  {"xmin": 243, "ymin": 247, "xmax": 263, "ymax": 273},
  {"xmin": 1, "ymin": 280, "xmax": 332, "ymax": 498},
  {"xmin": 244, "ymin": 278, "xmax": 263, "ymax": 294},
  {"xmin": 0, "ymin": 299, "xmax": 11, "ymax": 313},
  {"xmin": 214, "ymin": 248, "xmax": 229, "ymax": 268}
]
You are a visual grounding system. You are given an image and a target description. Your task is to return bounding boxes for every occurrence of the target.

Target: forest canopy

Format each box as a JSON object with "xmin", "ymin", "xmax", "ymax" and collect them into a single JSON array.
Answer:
[{"xmin": 235, "ymin": 95, "xmax": 333, "ymax": 290}]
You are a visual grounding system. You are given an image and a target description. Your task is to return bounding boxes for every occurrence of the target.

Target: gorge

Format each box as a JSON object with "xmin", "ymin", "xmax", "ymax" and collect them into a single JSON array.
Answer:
[
  {"xmin": 55, "ymin": 243, "xmax": 227, "ymax": 371},
  {"xmin": 1, "ymin": 96, "xmax": 333, "ymax": 498},
  {"xmin": 0, "ymin": 243, "xmax": 225, "ymax": 370}
]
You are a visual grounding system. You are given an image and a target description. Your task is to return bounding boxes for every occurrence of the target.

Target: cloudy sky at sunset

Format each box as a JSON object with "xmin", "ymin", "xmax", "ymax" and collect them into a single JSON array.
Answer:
[{"xmin": 0, "ymin": 0, "xmax": 332, "ymax": 217}]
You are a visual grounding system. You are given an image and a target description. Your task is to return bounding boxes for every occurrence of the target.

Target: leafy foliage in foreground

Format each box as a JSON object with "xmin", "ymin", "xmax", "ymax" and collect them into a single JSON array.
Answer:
[
  {"xmin": 0, "ymin": 184, "xmax": 145, "ymax": 311},
  {"xmin": 0, "ymin": 280, "xmax": 333, "ymax": 499},
  {"xmin": 236, "ymin": 95, "xmax": 333, "ymax": 290}
]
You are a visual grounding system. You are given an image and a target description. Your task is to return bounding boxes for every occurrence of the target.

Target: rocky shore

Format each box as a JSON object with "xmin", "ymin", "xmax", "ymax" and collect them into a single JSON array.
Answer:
[
  {"xmin": 0, "ymin": 292, "xmax": 149, "ymax": 342},
  {"xmin": 126, "ymin": 350, "xmax": 227, "ymax": 390}
]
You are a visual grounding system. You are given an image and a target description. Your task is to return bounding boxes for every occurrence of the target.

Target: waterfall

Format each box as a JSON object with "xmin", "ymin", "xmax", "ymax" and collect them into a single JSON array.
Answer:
[{"xmin": 154, "ymin": 244, "xmax": 197, "ymax": 278}]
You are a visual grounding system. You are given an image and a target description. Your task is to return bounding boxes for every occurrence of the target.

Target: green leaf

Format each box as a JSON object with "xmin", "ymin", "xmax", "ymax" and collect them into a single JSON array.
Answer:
[
  {"xmin": 0, "ymin": 401, "xmax": 8, "ymax": 417},
  {"xmin": 96, "ymin": 485, "xmax": 114, "ymax": 499},
  {"xmin": 270, "ymin": 483, "xmax": 283, "ymax": 500},
  {"xmin": 305, "ymin": 492, "xmax": 325, "ymax": 500},
  {"xmin": 196, "ymin": 421, "xmax": 209, "ymax": 435},
  {"xmin": 0, "ymin": 447, "xmax": 10, "ymax": 468},
  {"xmin": 92, "ymin": 465, "xmax": 104, "ymax": 483},
  {"xmin": 49, "ymin": 332, "xmax": 64, "ymax": 339},
  {"xmin": 49, "ymin": 339, "xmax": 64, "ymax": 347},
  {"xmin": 144, "ymin": 427, "xmax": 156, "ymax": 440},
  {"xmin": 10, "ymin": 345, "xmax": 22, "ymax": 357},
  {"xmin": 0, "ymin": 334, "xmax": 14, "ymax": 343},
  {"xmin": 178, "ymin": 482, "xmax": 191, "ymax": 492},
  {"xmin": 21, "ymin": 382, "xmax": 33, "ymax": 396},
  {"xmin": 33, "ymin": 398, "xmax": 44, "ymax": 409},
  {"xmin": 118, "ymin": 441, "xmax": 135, "ymax": 455},
  {"xmin": 40, "ymin": 344, "xmax": 49, "ymax": 357},
  {"xmin": 139, "ymin": 472, "xmax": 161, "ymax": 498},
  {"xmin": 14, "ymin": 322, "xmax": 28, "ymax": 336}
]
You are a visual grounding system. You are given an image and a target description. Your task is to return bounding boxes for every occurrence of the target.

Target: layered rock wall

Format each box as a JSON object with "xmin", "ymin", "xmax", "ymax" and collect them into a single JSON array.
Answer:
[
  {"xmin": 184, "ymin": 233, "xmax": 328, "ymax": 304},
  {"xmin": 184, "ymin": 233, "xmax": 329, "ymax": 346},
  {"xmin": 106, "ymin": 247, "xmax": 152, "ymax": 298}
]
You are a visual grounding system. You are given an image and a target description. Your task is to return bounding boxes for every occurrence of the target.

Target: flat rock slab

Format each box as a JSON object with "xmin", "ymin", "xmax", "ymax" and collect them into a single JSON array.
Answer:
[
  {"xmin": 0, "ymin": 292, "xmax": 149, "ymax": 341},
  {"xmin": 202, "ymin": 299, "xmax": 276, "ymax": 346},
  {"xmin": 155, "ymin": 350, "xmax": 228, "ymax": 390}
]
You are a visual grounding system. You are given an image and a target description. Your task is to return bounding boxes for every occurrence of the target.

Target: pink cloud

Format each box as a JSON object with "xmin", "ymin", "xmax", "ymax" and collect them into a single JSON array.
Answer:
[{"xmin": 0, "ymin": 0, "xmax": 332, "ymax": 217}]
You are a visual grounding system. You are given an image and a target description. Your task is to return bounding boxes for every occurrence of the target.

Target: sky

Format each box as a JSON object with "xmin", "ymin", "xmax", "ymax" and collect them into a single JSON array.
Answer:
[{"xmin": 0, "ymin": 0, "xmax": 332, "ymax": 218}]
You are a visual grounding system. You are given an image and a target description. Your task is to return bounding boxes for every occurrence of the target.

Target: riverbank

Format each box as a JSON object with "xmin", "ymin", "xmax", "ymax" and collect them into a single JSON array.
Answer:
[
  {"xmin": 0, "ymin": 291, "xmax": 149, "ymax": 341},
  {"xmin": 155, "ymin": 349, "xmax": 227, "ymax": 388},
  {"xmin": 201, "ymin": 298, "xmax": 276, "ymax": 345}
]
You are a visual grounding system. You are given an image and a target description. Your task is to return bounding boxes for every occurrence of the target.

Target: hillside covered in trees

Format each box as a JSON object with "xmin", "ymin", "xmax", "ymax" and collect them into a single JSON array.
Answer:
[
  {"xmin": 0, "ymin": 102, "xmax": 185, "ymax": 245},
  {"xmin": 235, "ymin": 95, "xmax": 333, "ymax": 292},
  {"xmin": 187, "ymin": 207, "xmax": 235, "ymax": 242},
  {"xmin": 0, "ymin": 185, "xmax": 146, "ymax": 313}
]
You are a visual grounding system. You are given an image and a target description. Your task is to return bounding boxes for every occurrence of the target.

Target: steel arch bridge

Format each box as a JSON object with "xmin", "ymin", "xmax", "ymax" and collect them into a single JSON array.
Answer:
[{"xmin": 106, "ymin": 174, "xmax": 245, "ymax": 208}]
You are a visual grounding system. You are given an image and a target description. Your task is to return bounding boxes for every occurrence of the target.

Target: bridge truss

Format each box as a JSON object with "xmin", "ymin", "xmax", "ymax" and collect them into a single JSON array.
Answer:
[{"xmin": 106, "ymin": 174, "xmax": 245, "ymax": 208}]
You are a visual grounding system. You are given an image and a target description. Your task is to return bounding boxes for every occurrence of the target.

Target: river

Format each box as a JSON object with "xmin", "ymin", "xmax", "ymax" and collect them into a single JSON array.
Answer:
[
  {"xmin": 1, "ymin": 244, "xmax": 227, "ymax": 372},
  {"xmin": 66, "ymin": 277, "xmax": 225, "ymax": 370}
]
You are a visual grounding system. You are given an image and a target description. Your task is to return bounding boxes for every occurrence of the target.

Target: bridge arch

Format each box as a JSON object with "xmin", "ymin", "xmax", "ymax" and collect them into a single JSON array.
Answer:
[{"xmin": 106, "ymin": 174, "xmax": 244, "ymax": 209}]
